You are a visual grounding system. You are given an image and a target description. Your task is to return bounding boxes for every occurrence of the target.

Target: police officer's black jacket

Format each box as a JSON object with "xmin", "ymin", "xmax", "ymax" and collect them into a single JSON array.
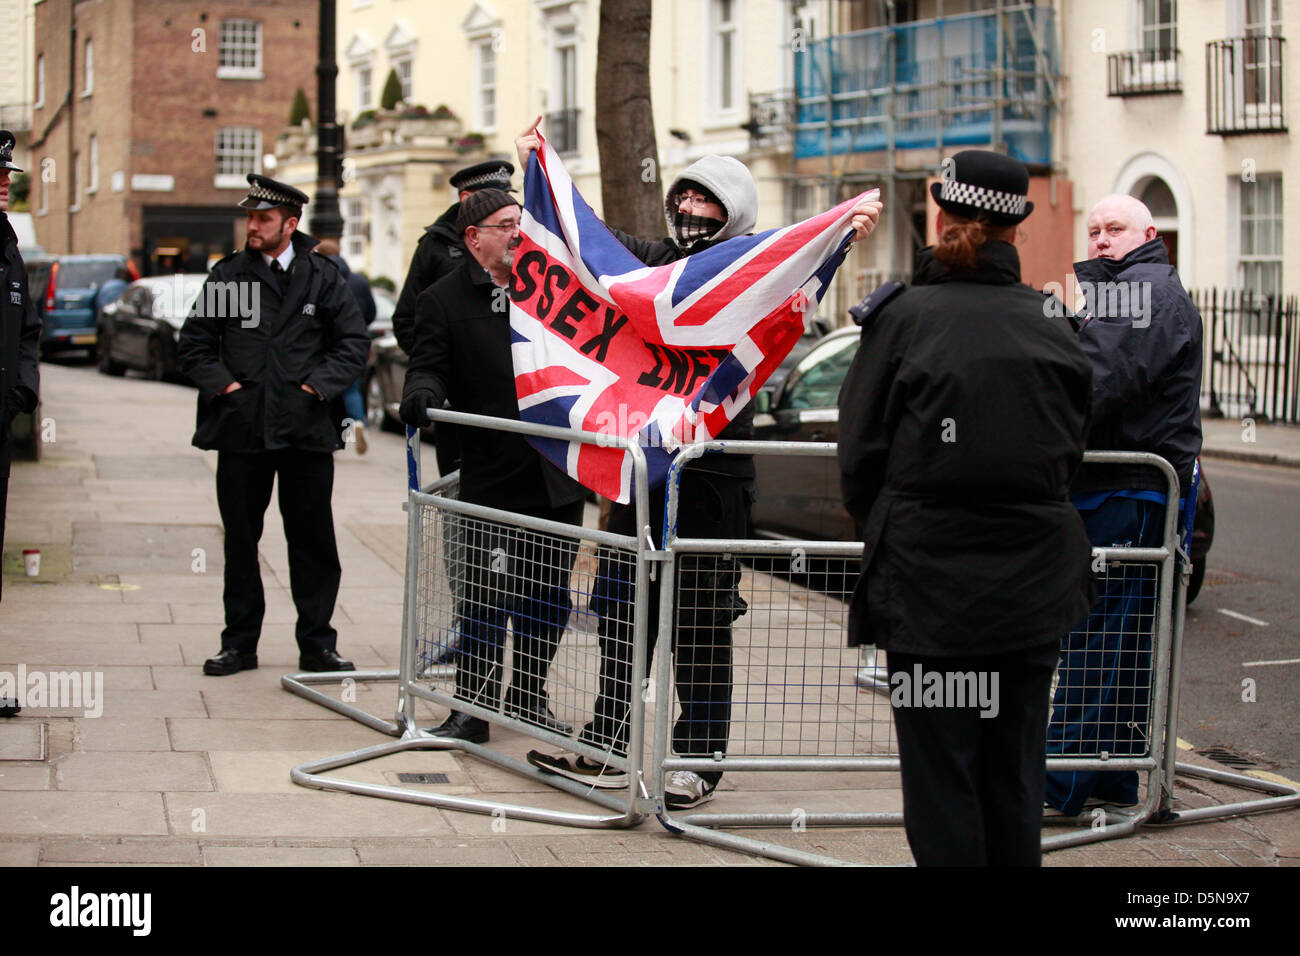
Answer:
[
  {"xmin": 401, "ymin": 257, "xmax": 584, "ymax": 511},
  {"xmin": 178, "ymin": 231, "xmax": 369, "ymax": 454},
  {"xmin": 1, "ymin": 212, "xmax": 40, "ymax": 476},
  {"xmin": 838, "ymin": 241, "xmax": 1093, "ymax": 655},
  {"xmin": 1071, "ymin": 237, "xmax": 1202, "ymax": 498},
  {"xmin": 393, "ymin": 204, "xmax": 464, "ymax": 355}
]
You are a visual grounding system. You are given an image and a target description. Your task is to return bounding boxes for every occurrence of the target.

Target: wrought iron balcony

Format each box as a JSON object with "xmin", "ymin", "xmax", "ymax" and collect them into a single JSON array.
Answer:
[
  {"xmin": 1207, "ymin": 36, "xmax": 1287, "ymax": 135},
  {"xmin": 545, "ymin": 108, "xmax": 580, "ymax": 155},
  {"xmin": 743, "ymin": 90, "xmax": 796, "ymax": 150},
  {"xmin": 1107, "ymin": 49, "xmax": 1182, "ymax": 96}
]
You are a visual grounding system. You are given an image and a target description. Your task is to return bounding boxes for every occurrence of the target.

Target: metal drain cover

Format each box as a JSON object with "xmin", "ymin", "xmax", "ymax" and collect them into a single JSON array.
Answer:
[
  {"xmin": 1198, "ymin": 747, "xmax": 1257, "ymax": 769},
  {"xmin": 396, "ymin": 772, "xmax": 450, "ymax": 785}
]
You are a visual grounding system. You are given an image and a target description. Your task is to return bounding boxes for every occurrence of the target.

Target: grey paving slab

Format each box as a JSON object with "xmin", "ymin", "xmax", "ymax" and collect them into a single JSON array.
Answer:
[
  {"xmin": 41, "ymin": 838, "xmax": 203, "ymax": 865},
  {"xmin": 167, "ymin": 718, "xmax": 388, "ymax": 753},
  {"xmin": 2, "ymin": 603, "xmax": 172, "ymax": 624},
  {"xmin": 56, "ymin": 752, "xmax": 214, "ymax": 791},
  {"xmin": 0, "ymin": 584, "xmax": 126, "ymax": 606},
  {"xmin": 94, "ymin": 455, "xmax": 214, "ymax": 481},
  {"xmin": 0, "ymin": 792, "xmax": 169, "ymax": 835},
  {"xmin": 163, "ymin": 791, "xmax": 456, "ymax": 837},
  {"xmin": 0, "ymin": 722, "xmax": 45, "ymax": 760},
  {"xmin": 356, "ymin": 841, "xmax": 518, "ymax": 866},
  {"xmin": 201, "ymin": 845, "xmax": 360, "ymax": 866},
  {"xmin": 2, "ymin": 621, "xmax": 145, "ymax": 643},
  {"xmin": 0, "ymin": 841, "xmax": 40, "ymax": 866},
  {"xmin": 74, "ymin": 718, "xmax": 172, "ymax": 752},
  {"xmin": 0, "ymin": 642, "xmax": 184, "ymax": 666},
  {"xmin": 0, "ymin": 765, "xmax": 51, "ymax": 789}
]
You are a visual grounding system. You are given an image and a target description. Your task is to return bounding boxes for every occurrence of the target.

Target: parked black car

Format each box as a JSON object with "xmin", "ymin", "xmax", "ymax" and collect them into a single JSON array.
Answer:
[
  {"xmin": 97, "ymin": 274, "xmax": 207, "ymax": 380},
  {"xmin": 751, "ymin": 325, "xmax": 1215, "ymax": 603}
]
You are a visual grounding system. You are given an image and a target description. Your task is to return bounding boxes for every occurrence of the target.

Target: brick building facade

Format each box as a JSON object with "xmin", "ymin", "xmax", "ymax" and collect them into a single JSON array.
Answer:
[{"xmin": 32, "ymin": 0, "xmax": 317, "ymax": 273}]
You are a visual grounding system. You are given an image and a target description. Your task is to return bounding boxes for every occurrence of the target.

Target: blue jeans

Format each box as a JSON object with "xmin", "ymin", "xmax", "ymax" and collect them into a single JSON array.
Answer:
[
  {"xmin": 1045, "ymin": 496, "xmax": 1163, "ymax": 814},
  {"xmin": 341, "ymin": 377, "xmax": 365, "ymax": 425}
]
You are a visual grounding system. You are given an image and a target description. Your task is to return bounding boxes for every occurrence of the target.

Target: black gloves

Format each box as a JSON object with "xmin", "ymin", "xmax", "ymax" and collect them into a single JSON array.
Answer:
[{"xmin": 401, "ymin": 388, "xmax": 437, "ymax": 428}]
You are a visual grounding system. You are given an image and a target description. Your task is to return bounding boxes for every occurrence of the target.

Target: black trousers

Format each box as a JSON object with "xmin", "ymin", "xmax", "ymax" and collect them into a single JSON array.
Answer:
[
  {"xmin": 580, "ymin": 471, "xmax": 751, "ymax": 786},
  {"xmin": 216, "ymin": 449, "xmax": 341, "ymax": 655},
  {"xmin": 0, "ymin": 472, "xmax": 8, "ymax": 604},
  {"xmin": 888, "ymin": 642, "xmax": 1058, "ymax": 867},
  {"xmin": 452, "ymin": 498, "xmax": 585, "ymax": 711}
]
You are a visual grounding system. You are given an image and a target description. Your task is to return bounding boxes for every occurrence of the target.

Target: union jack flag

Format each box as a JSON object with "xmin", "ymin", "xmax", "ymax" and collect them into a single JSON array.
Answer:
[{"xmin": 511, "ymin": 133, "xmax": 873, "ymax": 503}]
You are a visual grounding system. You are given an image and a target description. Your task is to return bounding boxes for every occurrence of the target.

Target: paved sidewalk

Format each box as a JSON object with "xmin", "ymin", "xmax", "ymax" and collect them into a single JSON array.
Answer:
[
  {"xmin": 1, "ymin": 363, "xmax": 1297, "ymax": 867},
  {"xmin": 1201, "ymin": 416, "xmax": 1300, "ymax": 469}
]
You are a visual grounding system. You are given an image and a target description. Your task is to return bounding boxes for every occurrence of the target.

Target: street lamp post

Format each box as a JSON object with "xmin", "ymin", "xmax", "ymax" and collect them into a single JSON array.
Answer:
[{"xmin": 311, "ymin": 0, "xmax": 344, "ymax": 241}]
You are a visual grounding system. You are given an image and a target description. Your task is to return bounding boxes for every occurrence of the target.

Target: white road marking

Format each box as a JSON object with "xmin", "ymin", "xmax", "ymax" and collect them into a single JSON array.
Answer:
[
  {"xmin": 1218, "ymin": 608, "xmax": 1270, "ymax": 627},
  {"xmin": 1242, "ymin": 658, "xmax": 1300, "ymax": 668}
]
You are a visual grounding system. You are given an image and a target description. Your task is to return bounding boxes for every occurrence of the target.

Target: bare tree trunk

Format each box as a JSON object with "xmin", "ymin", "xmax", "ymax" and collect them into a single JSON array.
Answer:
[{"xmin": 595, "ymin": 0, "xmax": 663, "ymax": 238}]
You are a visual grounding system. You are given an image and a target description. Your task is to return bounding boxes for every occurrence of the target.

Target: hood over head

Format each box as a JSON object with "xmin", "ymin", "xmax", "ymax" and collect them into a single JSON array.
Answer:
[{"xmin": 664, "ymin": 154, "xmax": 757, "ymax": 250}]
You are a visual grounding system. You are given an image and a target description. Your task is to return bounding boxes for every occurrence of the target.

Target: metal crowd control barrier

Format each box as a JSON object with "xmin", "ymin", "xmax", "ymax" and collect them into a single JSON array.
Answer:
[
  {"xmin": 283, "ymin": 409, "xmax": 661, "ymax": 829},
  {"xmin": 649, "ymin": 445, "xmax": 1297, "ymax": 866}
]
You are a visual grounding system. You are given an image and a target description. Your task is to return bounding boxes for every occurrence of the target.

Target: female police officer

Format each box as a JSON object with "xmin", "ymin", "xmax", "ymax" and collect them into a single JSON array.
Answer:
[{"xmin": 838, "ymin": 150, "xmax": 1092, "ymax": 866}]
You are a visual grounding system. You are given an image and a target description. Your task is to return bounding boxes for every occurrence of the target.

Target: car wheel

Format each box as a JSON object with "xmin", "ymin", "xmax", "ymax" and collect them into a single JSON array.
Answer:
[
  {"xmin": 366, "ymin": 372, "xmax": 401, "ymax": 434},
  {"xmin": 145, "ymin": 336, "xmax": 166, "ymax": 381},
  {"xmin": 97, "ymin": 331, "xmax": 126, "ymax": 376},
  {"xmin": 1187, "ymin": 557, "xmax": 1206, "ymax": 605}
]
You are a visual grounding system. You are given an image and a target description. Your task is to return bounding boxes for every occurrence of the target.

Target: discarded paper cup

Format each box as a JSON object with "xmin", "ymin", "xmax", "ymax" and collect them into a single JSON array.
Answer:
[{"xmin": 22, "ymin": 549, "xmax": 39, "ymax": 577}]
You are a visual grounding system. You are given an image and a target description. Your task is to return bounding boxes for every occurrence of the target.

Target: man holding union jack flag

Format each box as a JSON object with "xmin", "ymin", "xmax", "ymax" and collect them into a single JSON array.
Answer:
[{"xmin": 515, "ymin": 118, "xmax": 883, "ymax": 808}]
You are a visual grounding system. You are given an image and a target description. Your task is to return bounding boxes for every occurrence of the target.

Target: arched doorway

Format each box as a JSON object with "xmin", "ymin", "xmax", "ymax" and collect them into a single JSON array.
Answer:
[{"xmin": 1135, "ymin": 176, "xmax": 1178, "ymax": 270}]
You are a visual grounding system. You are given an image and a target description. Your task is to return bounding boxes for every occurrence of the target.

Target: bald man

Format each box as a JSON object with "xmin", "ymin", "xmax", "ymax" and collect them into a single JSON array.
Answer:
[{"xmin": 1044, "ymin": 194, "xmax": 1203, "ymax": 816}]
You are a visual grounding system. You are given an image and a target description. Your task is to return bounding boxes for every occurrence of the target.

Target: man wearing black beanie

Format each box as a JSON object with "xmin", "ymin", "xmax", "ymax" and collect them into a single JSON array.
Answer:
[{"xmin": 400, "ymin": 189, "xmax": 586, "ymax": 743}]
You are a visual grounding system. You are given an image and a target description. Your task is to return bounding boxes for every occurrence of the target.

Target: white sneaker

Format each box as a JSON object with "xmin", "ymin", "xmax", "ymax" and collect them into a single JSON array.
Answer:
[{"xmin": 664, "ymin": 770, "xmax": 716, "ymax": 809}]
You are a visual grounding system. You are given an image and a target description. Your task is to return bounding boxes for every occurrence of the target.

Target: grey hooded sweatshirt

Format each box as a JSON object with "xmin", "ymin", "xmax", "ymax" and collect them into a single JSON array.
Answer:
[{"xmin": 607, "ymin": 154, "xmax": 761, "ymax": 464}]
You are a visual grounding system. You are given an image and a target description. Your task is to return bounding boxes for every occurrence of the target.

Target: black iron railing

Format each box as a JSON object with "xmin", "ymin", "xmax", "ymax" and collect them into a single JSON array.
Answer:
[
  {"xmin": 1206, "ymin": 36, "xmax": 1287, "ymax": 134},
  {"xmin": 545, "ymin": 108, "xmax": 580, "ymax": 155},
  {"xmin": 1107, "ymin": 49, "xmax": 1182, "ymax": 96},
  {"xmin": 1194, "ymin": 289, "xmax": 1299, "ymax": 424}
]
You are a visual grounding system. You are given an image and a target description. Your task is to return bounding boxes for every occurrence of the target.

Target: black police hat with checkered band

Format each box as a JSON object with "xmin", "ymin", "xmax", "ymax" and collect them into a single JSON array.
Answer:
[
  {"xmin": 449, "ymin": 160, "xmax": 515, "ymax": 193},
  {"xmin": 238, "ymin": 173, "xmax": 310, "ymax": 211},
  {"xmin": 930, "ymin": 150, "xmax": 1033, "ymax": 226},
  {"xmin": 0, "ymin": 129, "xmax": 22, "ymax": 172}
]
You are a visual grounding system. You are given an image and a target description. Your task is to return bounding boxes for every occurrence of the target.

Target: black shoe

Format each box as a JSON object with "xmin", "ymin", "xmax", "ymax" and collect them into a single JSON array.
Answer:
[
  {"xmin": 0, "ymin": 697, "xmax": 19, "ymax": 718},
  {"xmin": 504, "ymin": 692, "xmax": 574, "ymax": 735},
  {"xmin": 424, "ymin": 711, "xmax": 490, "ymax": 744},
  {"xmin": 298, "ymin": 649, "xmax": 356, "ymax": 672},
  {"xmin": 203, "ymin": 649, "xmax": 258, "ymax": 676}
]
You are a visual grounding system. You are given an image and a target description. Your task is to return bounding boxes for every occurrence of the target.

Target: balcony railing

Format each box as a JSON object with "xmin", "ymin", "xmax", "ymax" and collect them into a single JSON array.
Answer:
[
  {"xmin": 743, "ymin": 90, "xmax": 796, "ymax": 150},
  {"xmin": 545, "ymin": 108, "xmax": 580, "ymax": 155},
  {"xmin": 1107, "ymin": 49, "xmax": 1183, "ymax": 96},
  {"xmin": 1207, "ymin": 36, "xmax": 1287, "ymax": 135},
  {"xmin": 0, "ymin": 103, "xmax": 32, "ymax": 132}
]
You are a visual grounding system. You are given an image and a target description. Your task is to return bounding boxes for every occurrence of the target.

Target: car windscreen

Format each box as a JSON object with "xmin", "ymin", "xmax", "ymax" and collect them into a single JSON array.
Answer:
[{"xmin": 57, "ymin": 261, "xmax": 122, "ymax": 288}]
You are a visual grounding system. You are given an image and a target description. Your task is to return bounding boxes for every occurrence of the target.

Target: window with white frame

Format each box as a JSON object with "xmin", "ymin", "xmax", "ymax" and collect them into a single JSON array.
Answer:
[
  {"xmin": 88, "ymin": 134, "xmax": 98, "ymax": 194},
  {"xmin": 71, "ymin": 151, "xmax": 81, "ymax": 211},
  {"xmin": 1238, "ymin": 172, "xmax": 1283, "ymax": 300},
  {"xmin": 475, "ymin": 39, "xmax": 497, "ymax": 130},
  {"xmin": 355, "ymin": 64, "xmax": 373, "ymax": 110},
  {"xmin": 1242, "ymin": 0, "xmax": 1283, "ymax": 108},
  {"xmin": 709, "ymin": 0, "xmax": 741, "ymax": 119},
  {"xmin": 215, "ymin": 127, "xmax": 261, "ymax": 188},
  {"xmin": 37, "ymin": 157, "xmax": 48, "ymax": 214},
  {"xmin": 83, "ymin": 39, "xmax": 93, "ymax": 96},
  {"xmin": 343, "ymin": 197, "xmax": 368, "ymax": 260},
  {"xmin": 548, "ymin": 19, "xmax": 579, "ymax": 154},
  {"xmin": 1137, "ymin": 0, "xmax": 1177, "ymax": 61},
  {"xmin": 35, "ymin": 54, "xmax": 45, "ymax": 109},
  {"xmin": 393, "ymin": 56, "xmax": 413, "ymax": 102},
  {"xmin": 219, "ymin": 20, "xmax": 263, "ymax": 79}
]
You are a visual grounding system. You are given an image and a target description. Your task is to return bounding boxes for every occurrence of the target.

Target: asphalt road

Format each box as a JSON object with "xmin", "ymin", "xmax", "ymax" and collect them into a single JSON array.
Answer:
[{"xmin": 1178, "ymin": 458, "xmax": 1300, "ymax": 780}]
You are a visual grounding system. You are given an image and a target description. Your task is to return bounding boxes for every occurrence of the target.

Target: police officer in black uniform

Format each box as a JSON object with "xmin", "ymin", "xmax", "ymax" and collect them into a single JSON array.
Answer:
[
  {"xmin": 178, "ymin": 174, "xmax": 369, "ymax": 677},
  {"xmin": 1, "ymin": 130, "xmax": 40, "ymax": 715},
  {"xmin": 0, "ymin": 130, "xmax": 40, "ymax": 603},
  {"xmin": 393, "ymin": 160, "xmax": 514, "ymax": 475}
]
